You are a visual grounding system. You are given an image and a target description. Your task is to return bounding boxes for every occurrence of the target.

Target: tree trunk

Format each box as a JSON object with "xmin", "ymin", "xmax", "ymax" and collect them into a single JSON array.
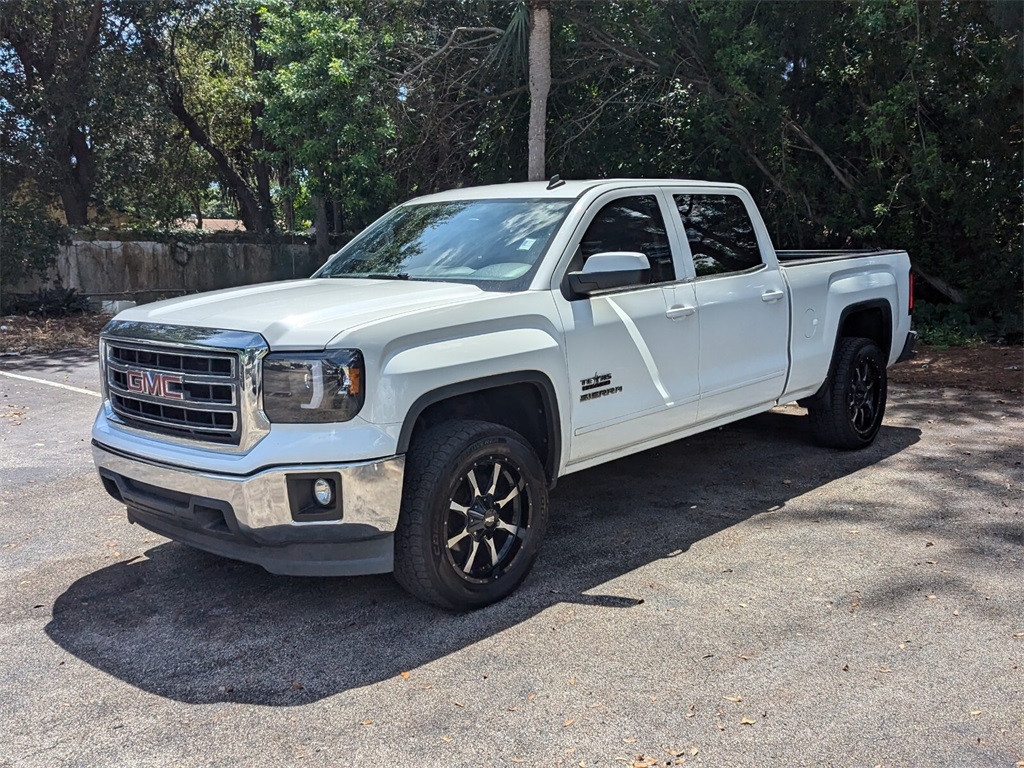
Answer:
[
  {"xmin": 914, "ymin": 265, "xmax": 966, "ymax": 304},
  {"xmin": 313, "ymin": 193, "xmax": 329, "ymax": 257},
  {"xmin": 280, "ymin": 160, "xmax": 295, "ymax": 231},
  {"xmin": 249, "ymin": 11, "xmax": 275, "ymax": 231},
  {"xmin": 57, "ymin": 127, "xmax": 95, "ymax": 226},
  {"xmin": 138, "ymin": 28, "xmax": 272, "ymax": 233},
  {"xmin": 333, "ymin": 199, "xmax": 343, "ymax": 234},
  {"xmin": 527, "ymin": 0, "xmax": 551, "ymax": 182},
  {"xmin": 283, "ymin": 195, "xmax": 295, "ymax": 232}
]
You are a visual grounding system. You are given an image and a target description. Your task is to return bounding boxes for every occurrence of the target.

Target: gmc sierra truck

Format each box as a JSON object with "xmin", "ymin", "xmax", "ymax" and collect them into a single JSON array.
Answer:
[{"xmin": 92, "ymin": 179, "xmax": 916, "ymax": 609}]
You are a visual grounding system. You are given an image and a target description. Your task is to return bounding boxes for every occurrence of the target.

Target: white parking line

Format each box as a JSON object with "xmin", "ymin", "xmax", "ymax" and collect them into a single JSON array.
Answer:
[{"xmin": 0, "ymin": 369, "xmax": 101, "ymax": 397}]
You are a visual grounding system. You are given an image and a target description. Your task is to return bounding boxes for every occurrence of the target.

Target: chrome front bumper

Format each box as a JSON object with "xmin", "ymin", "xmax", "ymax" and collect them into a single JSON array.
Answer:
[{"xmin": 93, "ymin": 441, "xmax": 405, "ymax": 576}]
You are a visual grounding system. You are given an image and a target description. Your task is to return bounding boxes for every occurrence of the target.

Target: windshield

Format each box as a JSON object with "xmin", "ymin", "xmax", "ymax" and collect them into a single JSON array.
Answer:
[{"xmin": 315, "ymin": 199, "xmax": 573, "ymax": 290}]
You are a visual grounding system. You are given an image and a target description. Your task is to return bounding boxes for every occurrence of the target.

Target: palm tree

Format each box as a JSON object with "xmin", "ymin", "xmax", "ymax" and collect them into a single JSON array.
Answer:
[
  {"xmin": 526, "ymin": 0, "xmax": 551, "ymax": 181},
  {"xmin": 489, "ymin": 0, "xmax": 551, "ymax": 181}
]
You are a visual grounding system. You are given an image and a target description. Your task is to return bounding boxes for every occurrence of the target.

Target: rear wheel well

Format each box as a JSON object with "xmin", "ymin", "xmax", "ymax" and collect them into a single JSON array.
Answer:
[
  {"xmin": 838, "ymin": 303, "xmax": 892, "ymax": 357},
  {"xmin": 403, "ymin": 380, "xmax": 559, "ymax": 486}
]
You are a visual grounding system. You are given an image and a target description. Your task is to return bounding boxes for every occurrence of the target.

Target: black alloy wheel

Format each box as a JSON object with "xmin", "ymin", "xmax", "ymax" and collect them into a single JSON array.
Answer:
[
  {"xmin": 809, "ymin": 336, "xmax": 888, "ymax": 450},
  {"xmin": 444, "ymin": 456, "xmax": 529, "ymax": 583},
  {"xmin": 394, "ymin": 420, "xmax": 549, "ymax": 609},
  {"xmin": 848, "ymin": 352, "xmax": 883, "ymax": 439}
]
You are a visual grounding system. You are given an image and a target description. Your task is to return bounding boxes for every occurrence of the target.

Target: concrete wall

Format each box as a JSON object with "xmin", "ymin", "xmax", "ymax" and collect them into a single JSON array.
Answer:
[{"xmin": 7, "ymin": 237, "xmax": 328, "ymax": 302}]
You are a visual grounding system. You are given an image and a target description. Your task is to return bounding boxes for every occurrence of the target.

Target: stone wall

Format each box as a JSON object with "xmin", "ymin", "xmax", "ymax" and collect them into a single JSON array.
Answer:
[{"xmin": 6, "ymin": 236, "xmax": 329, "ymax": 303}]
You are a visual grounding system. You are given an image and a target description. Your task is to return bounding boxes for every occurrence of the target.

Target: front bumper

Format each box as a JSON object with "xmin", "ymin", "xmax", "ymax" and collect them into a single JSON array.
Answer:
[{"xmin": 93, "ymin": 441, "xmax": 405, "ymax": 577}]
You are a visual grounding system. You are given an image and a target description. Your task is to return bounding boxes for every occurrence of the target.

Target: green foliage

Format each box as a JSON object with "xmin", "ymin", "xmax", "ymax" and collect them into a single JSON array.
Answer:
[
  {"xmin": 913, "ymin": 301, "xmax": 985, "ymax": 348},
  {"xmin": 0, "ymin": 198, "xmax": 70, "ymax": 286},
  {"xmin": 15, "ymin": 287, "xmax": 92, "ymax": 317},
  {"xmin": 257, "ymin": 1, "xmax": 397, "ymax": 229},
  {"xmin": 1, "ymin": 0, "xmax": 1019, "ymax": 337}
]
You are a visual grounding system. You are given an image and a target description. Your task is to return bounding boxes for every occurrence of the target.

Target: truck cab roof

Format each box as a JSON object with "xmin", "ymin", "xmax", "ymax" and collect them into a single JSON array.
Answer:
[{"xmin": 408, "ymin": 178, "xmax": 742, "ymax": 204}]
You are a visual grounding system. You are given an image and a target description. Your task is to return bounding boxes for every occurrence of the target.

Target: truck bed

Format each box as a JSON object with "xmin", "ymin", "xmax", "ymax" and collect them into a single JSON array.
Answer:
[{"xmin": 777, "ymin": 248, "xmax": 906, "ymax": 265}]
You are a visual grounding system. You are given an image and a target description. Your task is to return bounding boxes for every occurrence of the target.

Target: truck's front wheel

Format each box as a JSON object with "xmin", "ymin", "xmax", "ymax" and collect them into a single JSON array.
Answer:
[
  {"xmin": 809, "ymin": 336, "xmax": 888, "ymax": 449},
  {"xmin": 394, "ymin": 420, "xmax": 549, "ymax": 610}
]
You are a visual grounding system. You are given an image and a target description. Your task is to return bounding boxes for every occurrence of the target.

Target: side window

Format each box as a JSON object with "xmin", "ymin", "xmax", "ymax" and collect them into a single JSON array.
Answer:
[
  {"xmin": 674, "ymin": 194, "xmax": 763, "ymax": 278},
  {"xmin": 577, "ymin": 195, "xmax": 675, "ymax": 284}
]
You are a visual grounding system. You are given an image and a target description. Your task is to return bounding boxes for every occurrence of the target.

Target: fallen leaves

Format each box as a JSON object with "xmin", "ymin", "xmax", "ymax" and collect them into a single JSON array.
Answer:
[
  {"xmin": 562, "ymin": 718, "xmax": 575, "ymax": 727},
  {"xmin": 740, "ymin": 717, "xmax": 756, "ymax": 726},
  {"xmin": 723, "ymin": 696, "xmax": 743, "ymax": 703},
  {"xmin": 399, "ymin": 671, "xmax": 410, "ymax": 680}
]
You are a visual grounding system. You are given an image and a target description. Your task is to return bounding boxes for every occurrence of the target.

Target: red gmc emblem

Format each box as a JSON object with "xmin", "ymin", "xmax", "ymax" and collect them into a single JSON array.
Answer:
[{"xmin": 125, "ymin": 369, "xmax": 184, "ymax": 400}]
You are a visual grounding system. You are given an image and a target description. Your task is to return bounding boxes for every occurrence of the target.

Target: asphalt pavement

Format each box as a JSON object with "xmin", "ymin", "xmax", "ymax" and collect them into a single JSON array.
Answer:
[{"xmin": 1, "ymin": 351, "xmax": 1021, "ymax": 767}]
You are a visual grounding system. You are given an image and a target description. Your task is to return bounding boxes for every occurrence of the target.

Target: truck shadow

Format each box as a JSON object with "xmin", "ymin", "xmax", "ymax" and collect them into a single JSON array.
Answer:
[{"xmin": 45, "ymin": 409, "xmax": 920, "ymax": 705}]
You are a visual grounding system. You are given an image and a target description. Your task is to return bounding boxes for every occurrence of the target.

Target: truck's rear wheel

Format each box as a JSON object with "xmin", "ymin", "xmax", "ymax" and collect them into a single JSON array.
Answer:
[
  {"xmin": 809, "ymin": 336, "xmax": 888, "ymax": 450},
  {"xmin": 394, "ymin": 420, "xmax": 548, "ymax": 610}
]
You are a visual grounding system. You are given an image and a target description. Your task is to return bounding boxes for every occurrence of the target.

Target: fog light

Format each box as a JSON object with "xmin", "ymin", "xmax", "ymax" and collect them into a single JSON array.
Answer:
[{"xmin": 313, "ymin": 478, "xmax": 333, "ymax": 506}]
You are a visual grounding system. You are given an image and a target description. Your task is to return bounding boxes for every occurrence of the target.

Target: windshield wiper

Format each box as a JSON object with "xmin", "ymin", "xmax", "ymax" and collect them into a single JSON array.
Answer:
[{"xmin": 325, "ymin": 272, "xmax": 410, "ymax": 280}]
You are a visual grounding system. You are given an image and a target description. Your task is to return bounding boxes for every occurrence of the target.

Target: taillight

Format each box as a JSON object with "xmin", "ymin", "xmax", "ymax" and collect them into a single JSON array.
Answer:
[{"xmin": 908, "ymin": 270, "xmax": 914, "ymax": 314}]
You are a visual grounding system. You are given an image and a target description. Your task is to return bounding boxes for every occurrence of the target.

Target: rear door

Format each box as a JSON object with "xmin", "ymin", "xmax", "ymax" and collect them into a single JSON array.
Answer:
[
  {"xmin": 555, "ymin": 190, "xmax": 701, "ymax": 465},
  {"xmin": 669, "ymin": 191, "xmax": 790, "ymax": 423}
]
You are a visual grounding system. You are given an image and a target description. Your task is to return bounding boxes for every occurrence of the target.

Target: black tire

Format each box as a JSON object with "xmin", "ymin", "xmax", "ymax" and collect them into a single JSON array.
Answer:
[
  {"xmin": 808, "ymin": 336, "xmax": 888, "ymax": 450},
  {"xmin": 393, "ymin": 419, "xmax": 549, "ymax": 610}
]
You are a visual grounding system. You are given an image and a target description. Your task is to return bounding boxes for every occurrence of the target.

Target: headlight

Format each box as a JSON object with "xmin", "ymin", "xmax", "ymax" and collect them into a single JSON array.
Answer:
[{"xmin": 262, "ymin": 350, "xmax": 364, "ymax": 423}]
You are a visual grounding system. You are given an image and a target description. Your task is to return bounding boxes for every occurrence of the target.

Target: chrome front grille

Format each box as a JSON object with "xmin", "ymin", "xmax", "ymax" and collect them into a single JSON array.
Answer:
[
  {"xmin": 105, "ymin": 341, "xmax": 240, "ymax": 444},
  {"xmin": 100, "ymin": 322, "xmax": 271, "ymax": 451}
]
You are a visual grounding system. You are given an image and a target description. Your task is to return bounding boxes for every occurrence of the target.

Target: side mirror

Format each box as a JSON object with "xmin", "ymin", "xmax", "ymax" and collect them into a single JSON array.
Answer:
[{"xmin": 567, "ymin": 251, "xmax": 651, "ymax": 296}]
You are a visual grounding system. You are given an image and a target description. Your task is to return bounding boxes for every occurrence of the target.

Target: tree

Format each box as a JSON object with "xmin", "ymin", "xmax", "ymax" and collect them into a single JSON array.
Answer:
[
  {"xmin": 526, "ymin": 1, "xmax": 551, "ymax": 181},
  {"xmin": 125, "ymin": 0, "xmax": 277, "ymax": 232},
  {"xmin": 257, "ymin": 0, "xmax": 397, "ymax": 252},
  {"xmin": 1, "ymin": 0, "xmax": 121, "ymax": 224}
]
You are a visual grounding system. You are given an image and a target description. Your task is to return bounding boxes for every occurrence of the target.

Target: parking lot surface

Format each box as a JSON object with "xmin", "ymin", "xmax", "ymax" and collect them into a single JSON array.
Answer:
[{"xmin": 1, "ymin": 352, "xmax": 1022, "ymax": 767}]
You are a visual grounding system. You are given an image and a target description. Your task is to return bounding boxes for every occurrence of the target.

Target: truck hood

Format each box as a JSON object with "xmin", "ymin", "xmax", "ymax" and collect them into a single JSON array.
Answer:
[{"xmin": 113, "ymin": 278, "xmax": 489, "ymax": 349}]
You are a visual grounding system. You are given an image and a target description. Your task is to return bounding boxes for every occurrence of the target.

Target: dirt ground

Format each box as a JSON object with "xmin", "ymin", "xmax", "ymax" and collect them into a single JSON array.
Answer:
[
  {"xmin": 1, "ymin": 312, "xmax": 1022, "ymax": 393},
  {"xmin": 888, "ymin": 342, "xmax": 1022, "ymax": 393},
  {"xmin": 0, "ymin": 313, "xmax": 109, "ymax": 355}
]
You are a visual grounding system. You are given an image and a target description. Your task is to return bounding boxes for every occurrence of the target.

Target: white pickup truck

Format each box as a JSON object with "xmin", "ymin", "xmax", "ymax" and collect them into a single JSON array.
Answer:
[{"xmin": 92, "ymin": 179, "xmax": 915, "ymax": 609}]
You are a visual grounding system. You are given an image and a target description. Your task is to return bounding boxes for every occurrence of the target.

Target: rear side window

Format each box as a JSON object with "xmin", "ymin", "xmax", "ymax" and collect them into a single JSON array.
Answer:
[
  {"xmin": 578, "ymin": 195, "xmax": 675, "ymax": 284},
  {"xmin": 674, "ymin": 194, "xmax": 762, "ymax": 277}
]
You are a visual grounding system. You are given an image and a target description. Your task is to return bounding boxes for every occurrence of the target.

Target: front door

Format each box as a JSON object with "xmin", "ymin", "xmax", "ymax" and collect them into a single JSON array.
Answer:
[{"xmin": 556, "ymin": 192, "xmax": 701, "ymax": 466}]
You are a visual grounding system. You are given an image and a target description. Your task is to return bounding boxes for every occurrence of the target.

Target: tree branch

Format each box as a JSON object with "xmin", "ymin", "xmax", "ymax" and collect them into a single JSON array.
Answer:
[{"xmin": 404, "ymin": 26, "xmax": 504, "ymax": 78}]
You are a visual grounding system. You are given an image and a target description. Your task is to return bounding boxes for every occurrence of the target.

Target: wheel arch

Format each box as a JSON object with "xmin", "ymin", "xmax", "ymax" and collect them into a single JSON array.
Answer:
[
  {"xmin": 397, "ymin": 372, "xmax": 562, "ymax": 487},
  {"xmin": 837, "ymin": 299, "xmax": 893, "ymax": 357}
]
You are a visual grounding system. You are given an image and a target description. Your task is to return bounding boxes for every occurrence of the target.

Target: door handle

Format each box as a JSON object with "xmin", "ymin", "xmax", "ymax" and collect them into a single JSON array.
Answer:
[
  {"xmin": 665, "ymin": 305, "xmax": 697, "ymax": 320},
  {"xmin": 761, "ymin": 289, "xmax": 785, "ymax": 303}
]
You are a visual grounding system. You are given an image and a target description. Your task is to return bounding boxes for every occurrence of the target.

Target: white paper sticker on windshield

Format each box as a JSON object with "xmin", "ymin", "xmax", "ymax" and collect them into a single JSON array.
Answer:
[{"xmin": 518, "ymin": 238, "xmax": 537, "ymax": 251}]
